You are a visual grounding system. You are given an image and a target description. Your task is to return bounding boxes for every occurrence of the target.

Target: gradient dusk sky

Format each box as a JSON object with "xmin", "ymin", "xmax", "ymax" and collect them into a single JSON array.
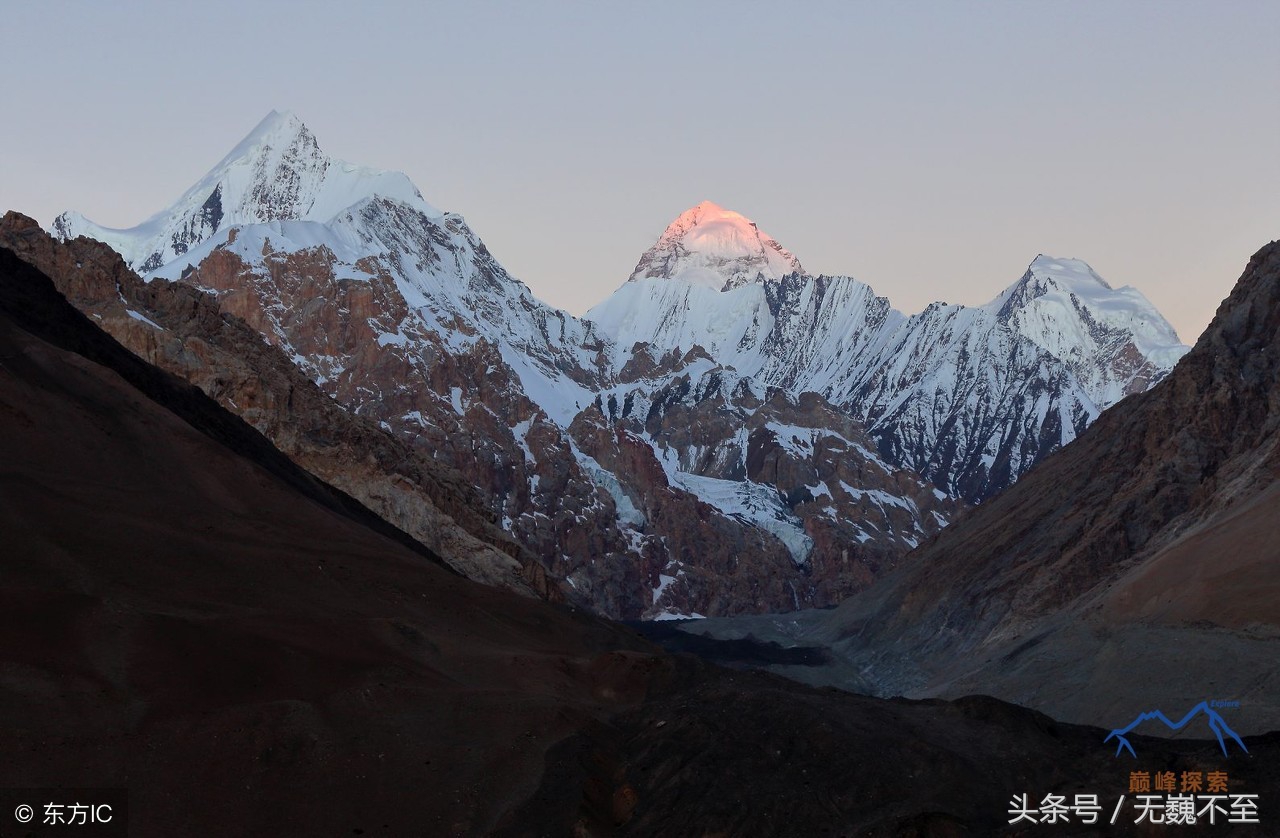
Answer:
[{"xmin": 3, "ymin": 1, "xmax": 1277, "ymax": 343}]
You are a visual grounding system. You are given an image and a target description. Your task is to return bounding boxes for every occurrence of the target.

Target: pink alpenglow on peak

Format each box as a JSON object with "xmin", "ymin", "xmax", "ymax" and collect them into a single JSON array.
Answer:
[{"xmin": 627, "ymin": 200, "xmax": 804, "ymax": 291}]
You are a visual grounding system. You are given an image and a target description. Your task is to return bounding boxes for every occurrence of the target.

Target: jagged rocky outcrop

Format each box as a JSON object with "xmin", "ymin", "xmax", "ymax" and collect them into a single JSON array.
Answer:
[{"xmin": 581, "ymin": 344, "xmax": 961, "ymax": 608}]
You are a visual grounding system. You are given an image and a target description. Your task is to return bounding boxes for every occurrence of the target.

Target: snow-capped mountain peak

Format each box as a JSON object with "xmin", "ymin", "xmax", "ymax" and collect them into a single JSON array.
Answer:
[
  {"xmin": 986, "ymin": 255, "xmax": 1188, "ymax": 407},
  {"xmin": 210, "ymin": 109, "xmax": 309, "ymax": 168},
  {"xmin": 991, "ymin": 255, "xmax": 1118, "ymax": 312},
  {"xmin": 45, "ymin": 110, "xmax": 1193, "ymax": 619},
  {"xmin": 589, "ymin": 238, "xmax": 1191, "ymax": 502},
  {"xmin": 52, "ymin": 110, "xmax": 436, "ymax": 275},
  {"xmin": 627, "ymin": 200, "xmax": 804, "ymax": 291}
]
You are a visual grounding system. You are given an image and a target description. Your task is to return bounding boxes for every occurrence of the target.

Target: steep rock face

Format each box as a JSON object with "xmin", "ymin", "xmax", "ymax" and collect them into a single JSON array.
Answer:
[
  {"xmin": 568, "ymin": 409, "xmax": 803, "ymax": 617},
  {"xmin": 590, "ymin": 345, "xmax": 962, "ymax": 605},
  {"xmin": 57, "ymin": 113, "xmax": 614, "ymax": 423},
  {"xmin": 589, "ymin": 206, "xmax": 1189, "ymax": 502},
  {"xmin": 44, "ymin": 117, "xmax": 666, "ymax": 617},
  {"xmin": 153, "ymin": 224, "xmax": 716, "ymax": 618},
  {"xmin": 842, "ymin": 298, "xmax": 1098, "ymax": 503},
  {"xmin": 13, "ymin": 212, "xmax": 666, "ymax": 614},
  {"xmin": 39, "ymin": 117, "xmax": 1187, "ymax": 614}
]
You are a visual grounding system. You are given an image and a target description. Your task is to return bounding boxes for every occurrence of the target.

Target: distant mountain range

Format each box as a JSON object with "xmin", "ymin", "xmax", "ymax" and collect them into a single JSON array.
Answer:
[
  {"xmin": 591, "ymin": 201, "xmax": 1187, "ymax": 502},
  {"xmin": 6, "ymin": 235, "xmax": 1252, "ymax": 835},
  {"xmin": 45, "ymin": 111, "xmax": 1187, "ymax": 618}
]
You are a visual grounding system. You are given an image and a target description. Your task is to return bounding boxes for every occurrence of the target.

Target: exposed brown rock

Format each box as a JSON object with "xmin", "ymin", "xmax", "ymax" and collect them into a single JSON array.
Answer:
[
  {"xmin": 103, "ymin": 218, "xmax": 940, "ymax": 617},
  {"xmin": 174, "ymin": 237, "xmax": 663, "ymax": 615},
  {"xmin": 16, "ymin": 203, "xmax": 966, "ymax": 619},
  {"xmin": 570, "ymin": 407, "xmax": 802, "ymax": 616},
  {"xmin": 0, "ymin": 211, "xmax": 545, "ymax": 598},
  {"xmin": 592, "ymin": 349, "xmax": 963, "ymax": 611}
]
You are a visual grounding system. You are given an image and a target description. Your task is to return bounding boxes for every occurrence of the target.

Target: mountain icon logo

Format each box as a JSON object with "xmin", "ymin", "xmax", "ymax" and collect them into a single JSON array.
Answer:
[{"xmin": 1105, "ymin": 701, "xmax": 1248, "ymax": 758}]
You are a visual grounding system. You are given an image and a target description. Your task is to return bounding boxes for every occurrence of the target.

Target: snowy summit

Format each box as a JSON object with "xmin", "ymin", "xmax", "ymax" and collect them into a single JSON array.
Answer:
[
  {"xmin": 51, "ymin": 110, "xmax": 436, "ymax": 276},
  {"xmin": 628, "ymin": 200, "xmax": 804, "ymax": 291},
  {"xmin": 986, "ymin": 255, "xmax": 1188, "ymax": 407}
]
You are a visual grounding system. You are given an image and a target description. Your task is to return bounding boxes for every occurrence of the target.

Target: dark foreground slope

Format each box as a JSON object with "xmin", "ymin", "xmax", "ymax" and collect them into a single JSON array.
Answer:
[
  {"xmin": 0, "ymin": 245, "xmax": 647, "ymax": 835},
  {"xmin": 2, "ymin": 246, "xmax": 1276, "ymax": 835},
  {"xmin": 684, "ymin": 241, "xmax": 1280, "ymax": 734},
  {"xmin": 0, "ymin": 210, "xmax": 552, "ymax": 600}
]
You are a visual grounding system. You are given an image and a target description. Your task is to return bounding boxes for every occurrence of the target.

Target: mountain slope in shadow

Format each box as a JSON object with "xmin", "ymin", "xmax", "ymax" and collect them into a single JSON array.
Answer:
[{"xmin": 2, "ymin": 245, "xmax": 1276, "ymax": 834}]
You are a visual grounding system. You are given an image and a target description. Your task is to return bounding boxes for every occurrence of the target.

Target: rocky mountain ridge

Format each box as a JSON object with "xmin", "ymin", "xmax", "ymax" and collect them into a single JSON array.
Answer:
[
  {"xmin": 43, "ymin": 114, "xmax": 957, "ymax": 619},
  {"xmin": 44, "ymin": 111, "xmax": 1186, "ymax": 616},
  {"xmin": 590, "ymin": 229, "xmax": 1188, "ymax": 502}
]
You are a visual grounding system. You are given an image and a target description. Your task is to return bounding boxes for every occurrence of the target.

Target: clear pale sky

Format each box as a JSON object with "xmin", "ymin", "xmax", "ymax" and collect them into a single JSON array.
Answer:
[{"xmin": 3, "ymin": 1, "xmax": 1277, "ymax": 343}]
